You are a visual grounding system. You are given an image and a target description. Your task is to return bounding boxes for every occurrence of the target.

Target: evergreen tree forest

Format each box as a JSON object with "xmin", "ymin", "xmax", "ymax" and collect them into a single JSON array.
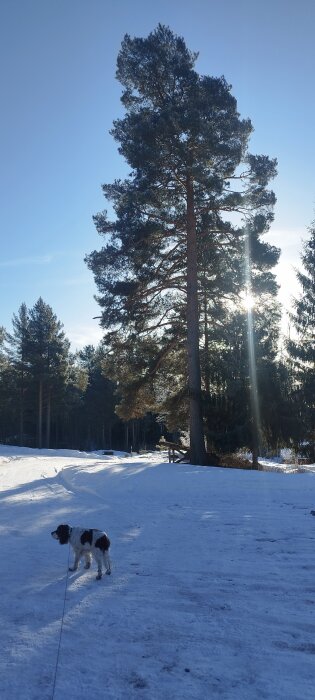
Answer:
[
  {"xmin": 1, "ymin": 27, "xmax": 314, "ymax": 463},
  {"xmin": 0, "ymin": 299, "xmax": 129, "ymax": 451}
]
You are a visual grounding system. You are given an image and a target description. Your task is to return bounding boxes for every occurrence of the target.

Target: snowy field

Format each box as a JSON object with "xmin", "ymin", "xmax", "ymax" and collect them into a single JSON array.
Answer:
[{"xmin": 1, "ymin": 445, "xmax": 315, "ymax": 700}]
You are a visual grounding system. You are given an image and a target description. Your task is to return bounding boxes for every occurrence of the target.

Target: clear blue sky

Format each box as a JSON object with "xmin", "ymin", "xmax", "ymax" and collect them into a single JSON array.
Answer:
[{"xmin": 1, "ymin": 0, "xmax": 314, "ymax": 348}]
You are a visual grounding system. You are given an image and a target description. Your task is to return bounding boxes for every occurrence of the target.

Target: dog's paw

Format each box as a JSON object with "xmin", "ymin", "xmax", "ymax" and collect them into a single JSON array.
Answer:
[
  {"xmin": 69, "ymin": 566, "xmax": 78, "ymax": 572},
  {"xmin": 106, "ymin": 569, "xmax": 111, "ymax": 575},
  {"xmin": 96, "ymin": 573, "xmax": 102, "ymax": 580}
]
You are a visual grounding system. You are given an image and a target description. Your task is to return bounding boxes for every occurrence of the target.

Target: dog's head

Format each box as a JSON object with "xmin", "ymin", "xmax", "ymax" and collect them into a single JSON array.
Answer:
[{"xmin": 51, "ymin": 524, "xmax": 71, "ymax": 545}]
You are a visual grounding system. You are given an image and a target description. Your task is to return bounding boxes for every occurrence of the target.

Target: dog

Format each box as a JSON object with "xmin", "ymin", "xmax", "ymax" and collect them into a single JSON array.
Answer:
[{"xmin": 51, "ymin": 524, "xmax": 111, "ymax": 580}]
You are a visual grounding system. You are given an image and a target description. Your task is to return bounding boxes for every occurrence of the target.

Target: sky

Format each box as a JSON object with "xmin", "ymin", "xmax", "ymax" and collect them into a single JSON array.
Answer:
[
  {"xmin": 1, "ymin": 0, "xmax": 314, "ymax": 350},
  {"xmin": 1, "ymin": 444, "xmax": 315, "ymax": 699}
]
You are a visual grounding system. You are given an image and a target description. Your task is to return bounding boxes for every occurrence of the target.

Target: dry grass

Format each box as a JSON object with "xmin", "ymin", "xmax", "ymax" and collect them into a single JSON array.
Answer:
[{"xmin": 217, "ymin": 454, "xmax": 254, "ymax": 470}]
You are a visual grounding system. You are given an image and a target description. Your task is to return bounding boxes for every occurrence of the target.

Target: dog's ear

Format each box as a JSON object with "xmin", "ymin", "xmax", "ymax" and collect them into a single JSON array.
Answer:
[{"xmin": 56, "ymin": 524, "xmax": 70, "ymax": 545}]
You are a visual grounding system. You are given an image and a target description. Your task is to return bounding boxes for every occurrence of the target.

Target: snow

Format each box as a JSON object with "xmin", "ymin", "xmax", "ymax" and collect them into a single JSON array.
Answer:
[{"xmin": 1, "ymin": 445, "xmax": 315, "ymax": 700}]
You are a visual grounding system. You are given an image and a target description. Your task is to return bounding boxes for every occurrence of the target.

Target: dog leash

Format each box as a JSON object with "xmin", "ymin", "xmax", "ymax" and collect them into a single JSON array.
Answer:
[{"xmin": 51, "ymin": 544, "xmax": 71, "ymax": 700}]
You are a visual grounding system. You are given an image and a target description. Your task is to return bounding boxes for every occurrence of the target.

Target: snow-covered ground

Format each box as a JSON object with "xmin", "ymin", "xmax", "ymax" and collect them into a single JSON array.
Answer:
[{"xmin": 1, "ymin": 445, "xmax": 315, "ymax": 700}]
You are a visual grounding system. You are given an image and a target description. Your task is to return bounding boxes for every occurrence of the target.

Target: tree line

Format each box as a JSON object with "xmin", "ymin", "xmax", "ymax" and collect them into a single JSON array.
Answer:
[
  {"xmin": 1, "ymin": 26, "xmax": 314, "ymax": 463},
  {"xmin": 0, "ymin": 226, "xmax": 313, "ymax": 459},
  {"xmin": 0, "ymin": 298, "xmax": 149, "ymax": 451}
]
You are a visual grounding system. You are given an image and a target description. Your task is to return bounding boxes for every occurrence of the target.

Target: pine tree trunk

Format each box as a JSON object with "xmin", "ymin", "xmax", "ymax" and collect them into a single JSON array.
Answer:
[
  {"xmin": 252, "ymin": 443, "xmax": 259, "ymax": 469},
  {"xmin": 38, "ymin": 379, "xmax": 43, "ymax": 449},
  {"xmin": 203, "ymin": 290, "xmax": 210, "ymax": 395},
  {"xmin": 19, "ymin": 385, "xmax": 24, "ymax": 447},
  {"xmin": 46, "ymin": 390, "xmax": 51, "ymax": 449},
  {"xmin": 186, "ymin": 176, "xmax": 206, "ymax": 465},
  {"xmin": 247, "ymin": 307, "xmax": 261, "ymax": 469},
  {"xmin": 108, "ymin": 424, "xmax": 112, "ymax": 449},
  {"xmin": 203, "ymin": 293, "xmax": 213, "ymax": 453}
]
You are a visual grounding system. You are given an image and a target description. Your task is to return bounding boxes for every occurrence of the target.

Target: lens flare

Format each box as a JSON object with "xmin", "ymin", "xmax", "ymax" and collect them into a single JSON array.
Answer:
[{"xmin": 240, "ymin": 290, "xmax": 255, "ymax": 310}]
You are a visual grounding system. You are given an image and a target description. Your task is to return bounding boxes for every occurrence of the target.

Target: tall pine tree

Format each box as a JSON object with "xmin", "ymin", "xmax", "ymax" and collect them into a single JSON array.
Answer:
[{"xmin": 86, "ymin": 25, "xmax": 277, "ymax": 464}]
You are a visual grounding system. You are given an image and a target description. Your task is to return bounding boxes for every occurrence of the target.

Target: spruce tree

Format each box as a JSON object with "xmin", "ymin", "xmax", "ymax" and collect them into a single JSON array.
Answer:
[
  {"xmin": 6, "ymin": 303, "xmax": 31, "ymax": 445},
  {"xmin": 203, "ymin": 296, "xmax": 288, "ymax": 458},
  {"xmin": 77, "ymin": 345, "xmax": 118, "ymax": 450},
  {"xmin": 0, "ymin": 327, "xmax": 13, "ymax": 443},
  {"xmin": 0, "ymin": 326, "xmax": 7, "ymax": 373},
  {"xmin": 287, "ymin": 222, "xmax": 315, "ymax": 457},
  {"xmin": 27, "ymin": 298, "xmax": 70, "ymax": 448},
  {"xmin": 86, "ymin": 25, "xmax": 277, "ymax": 464}
]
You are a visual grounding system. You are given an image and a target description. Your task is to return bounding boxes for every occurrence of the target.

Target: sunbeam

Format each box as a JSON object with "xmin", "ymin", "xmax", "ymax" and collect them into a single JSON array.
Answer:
[{"xmin": 245, "ymin": 226, "xmax": 262, "ymax": 466}]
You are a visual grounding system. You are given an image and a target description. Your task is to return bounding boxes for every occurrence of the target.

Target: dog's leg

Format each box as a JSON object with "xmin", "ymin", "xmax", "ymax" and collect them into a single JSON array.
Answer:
[
  {"xmin": 103, "ymin": 551, "xmax": 111, "ymax": 575},
  {"xmin": 69, "ymin": 549, "xmax": 80, "ymax": 572},
  {"xmin": 84, "ymin": 552, "xmax": 92, "ymax": 569},
  {"xmin": 93, "ymin": 551, "xmax": 103, "ymax": 580}
]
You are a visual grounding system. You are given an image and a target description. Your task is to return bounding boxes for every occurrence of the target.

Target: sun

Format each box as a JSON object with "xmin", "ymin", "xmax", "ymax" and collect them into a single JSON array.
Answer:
[{"xmin": 240, "ymin": 290, "xmax": 255, "ymax": 310}]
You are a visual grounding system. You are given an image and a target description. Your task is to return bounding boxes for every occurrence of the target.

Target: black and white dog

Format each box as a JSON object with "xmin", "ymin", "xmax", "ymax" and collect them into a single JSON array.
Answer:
[{"xmin": 51, "ymin": 524, "xmax": 111, "ymax": 580}]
